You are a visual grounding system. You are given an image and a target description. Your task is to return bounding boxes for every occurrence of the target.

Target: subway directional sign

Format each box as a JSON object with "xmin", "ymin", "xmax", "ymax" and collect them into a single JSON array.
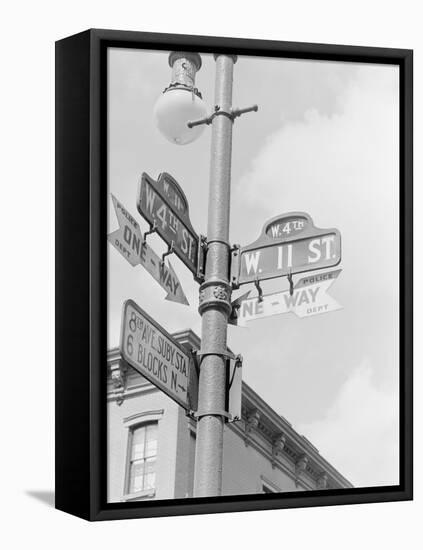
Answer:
[
  {"xmin": 137, "ymin": 172, "xmax": 204, "ymax": 281},
  {"xmin": 231, "ymin": 212, "xmax": 341, "ymax": 286},
  {"xmin": 120, "ymin": 300, "xmax": 198, "ymax": 412}
]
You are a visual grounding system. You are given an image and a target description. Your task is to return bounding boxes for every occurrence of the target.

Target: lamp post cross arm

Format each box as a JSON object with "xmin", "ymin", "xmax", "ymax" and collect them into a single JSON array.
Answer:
[{"xmin": 187, "ymin": 103, "xmax": 258, "ymax": 128}]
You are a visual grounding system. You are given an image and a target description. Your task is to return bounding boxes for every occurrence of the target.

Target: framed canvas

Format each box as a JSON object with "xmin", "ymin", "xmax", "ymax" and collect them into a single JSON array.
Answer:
[{"xmin": 55, "ymin": 29, "xmax": 413, "ymax": 521}]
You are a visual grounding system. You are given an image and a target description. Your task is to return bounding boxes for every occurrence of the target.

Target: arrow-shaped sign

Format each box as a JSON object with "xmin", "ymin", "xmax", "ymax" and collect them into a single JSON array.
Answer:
[
  {"xmin": 233, "ymin": 269, "xmax": 342, "ymax": 326},
  {"xmin": 108, "ymin": 195, "xmax": 189, "ymax": 306}
]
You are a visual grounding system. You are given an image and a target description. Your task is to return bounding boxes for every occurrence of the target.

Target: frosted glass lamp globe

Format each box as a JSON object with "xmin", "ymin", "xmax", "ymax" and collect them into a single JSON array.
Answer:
[{"xmin": 154, "ymin": 88, "xmax": 207, "ymax": 145}]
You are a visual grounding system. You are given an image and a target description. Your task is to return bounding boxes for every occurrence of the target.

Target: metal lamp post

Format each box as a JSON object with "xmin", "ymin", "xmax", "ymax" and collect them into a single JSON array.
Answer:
[
  {"xmin": 194, "ymin": 53, "xmax": 236, "ymax": 497},
  {"xmin": 155, "ymin": 51, "xmax": 257, "ymax": 497}
]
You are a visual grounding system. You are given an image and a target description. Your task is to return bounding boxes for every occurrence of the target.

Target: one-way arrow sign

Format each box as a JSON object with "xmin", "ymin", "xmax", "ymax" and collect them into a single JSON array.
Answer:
[
  {"xmin": 108, "ymin": 195, "xmax": 189, "ymax": 305},
  {"xmin": 233, "ymin": 269, "xmax": 342, "ymax": 326}
]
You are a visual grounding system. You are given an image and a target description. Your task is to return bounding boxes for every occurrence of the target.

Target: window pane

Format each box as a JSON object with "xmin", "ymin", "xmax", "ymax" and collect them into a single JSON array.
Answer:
[
  {"xmin": 145, "ymin": 437, "xmax": 157, "ymax": 458},
  {"xmin": 131, "ymin": 427, "xmax": 146, "ymax": 460},
  {"xmin": 127, "ymin": 423, "xmax": 158, "ymax": 494},
  {"xmin": 129, "ymin": 460, "xmax": 144, "ymax": 493},
  {"xmin": 145, "ymin": 472, "xmax": 156, "ymax": 490},
  {"xmin": 145, "ymin": 424, "xmax": 158, "ymax": 457},
  {"xmin": 145, "ymin": 457, "xmax": 155, "ymax": 473},
  {"xmin": 146, "ymin": 423, "xmax": 157, "ymax": 438}
]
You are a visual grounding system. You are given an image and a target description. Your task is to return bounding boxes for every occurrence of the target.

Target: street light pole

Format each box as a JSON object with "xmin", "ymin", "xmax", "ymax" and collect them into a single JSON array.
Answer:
[
  {"xmin": 154, "ymin": 51, "xmax": 256, "ymax": 497},
  {"xmin": 194, "ymin": 54, "xmax": 237, "ymax": 497}
]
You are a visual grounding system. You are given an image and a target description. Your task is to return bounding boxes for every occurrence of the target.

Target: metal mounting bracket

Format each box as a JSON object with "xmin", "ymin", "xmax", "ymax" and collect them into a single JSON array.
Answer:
[
  {"xmin": 187, "ymin": 104, "xmax": 258, "ymax": 128},
  {"xmin": 161, "ymin": 241, "xmax": 175, "ymax": 265},
  {"xmin": 230, "ymin": 244, "xmax": 241, "ymax": 289},
  {"xmin": 142, "ymin": 220, "xmax": 157, "ymax": 246},
  {"xmin": 228, "ymin": 354, "xmax": 243, "ymax": 390},
  {"xmin": 190, "ymin": 349, "xmax": 200, "ymax": 377},
  {"xmin": 194, "ymin": 409, "xmax": 232, "ymax": 420},
  {"xmin": 206, "ymin": 238, "xmax": 231, "ymax": 249},
  {"xmin": 195, "ymin": 234, "xmax": 207, "ymax": 282},
  {"xmin": 228, "ymin": 290, "xmax": 251, "ymax": 325},
  {"xmin": 196, "ymin": 349, "xmax": 236, "ymax": 366},
  {"xmin": 254, "ymin": 278, "xmax": 264, "ymax": 302},
  {"xmin": 287, "ymin": 270, "xmax": 294, "ymax": 296}
]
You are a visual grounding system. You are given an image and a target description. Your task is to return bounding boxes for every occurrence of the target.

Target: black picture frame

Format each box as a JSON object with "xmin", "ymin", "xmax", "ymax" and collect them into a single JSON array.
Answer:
[{"xmin": 55, "ymin": 28, "xmax": 413, "ymax": 521}]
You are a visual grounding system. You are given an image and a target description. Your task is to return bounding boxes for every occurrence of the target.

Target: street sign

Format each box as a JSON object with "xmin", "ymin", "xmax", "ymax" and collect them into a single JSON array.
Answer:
[
  {"xmin": 120, "ymin": 300, "xmax": 198, "ymax": 412},
  {"xmin": 231, "ymin": 212, "xmax": 341, "ymax": 287},
  {"xmin": 137, "ymin": 172, "xmax": 204, "ymax": 281},
  {"xmin": 108, "ymin": 195, "xmax": 189, "ymax": 305},
  {"xmin": 233, "ymin": 269, "xmax": 342, "ymax": 326}
]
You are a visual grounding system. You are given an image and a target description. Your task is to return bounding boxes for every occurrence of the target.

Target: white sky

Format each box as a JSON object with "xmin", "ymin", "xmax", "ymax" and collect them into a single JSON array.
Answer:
[{"xmin": 107, "ymin": 48, "xmax": 399, "ymax": 488}]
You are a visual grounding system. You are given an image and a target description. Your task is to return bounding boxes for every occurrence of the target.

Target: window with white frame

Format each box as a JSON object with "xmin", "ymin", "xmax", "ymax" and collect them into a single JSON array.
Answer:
[{"xmin": 127, "ymin": 422, "xmax": 158, "ymax": 494}]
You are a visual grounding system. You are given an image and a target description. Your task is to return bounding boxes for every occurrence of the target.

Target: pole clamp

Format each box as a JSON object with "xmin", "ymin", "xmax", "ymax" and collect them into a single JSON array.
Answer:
[
  {"xmin": 194, "ymin": 409, "xmax": 231, "ymax": 420},
  {"xmin": 206, "ymin": 238, "xmax": 231, "ymax": 250},
  {"xmin": 196, "ymin": 349, "xmax": 236, "ymax": 366},
  {"xmin": 188, "ymin": 104, "xmax": 258, "ymax": 128}
]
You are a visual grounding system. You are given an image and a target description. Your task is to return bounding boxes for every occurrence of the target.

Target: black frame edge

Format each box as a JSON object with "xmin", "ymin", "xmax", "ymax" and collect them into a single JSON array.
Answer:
[
  {"xmin": 400, "ymin": 49, "xmax": 413, "ymax": 500},
  {"xmin": 55, "ymin": 29, "xmax": 92, "ymax": 520},
  {"xmin": 86, "ymin": 28, "xmax": 411, "ymax": 64},
  {"xmin": 56, "ymin": 29, "xmax": 413, "ymax": 522}
]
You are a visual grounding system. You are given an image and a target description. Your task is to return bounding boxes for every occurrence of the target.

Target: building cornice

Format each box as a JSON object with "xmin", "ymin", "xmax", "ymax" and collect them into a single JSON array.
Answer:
[
  {"xmin": 240, "ymin": 384, "xmax": 353, "ymax": 489},
  {"xmin": 107, "ymin": 336, "xmax": 353, "ymax": 490}
]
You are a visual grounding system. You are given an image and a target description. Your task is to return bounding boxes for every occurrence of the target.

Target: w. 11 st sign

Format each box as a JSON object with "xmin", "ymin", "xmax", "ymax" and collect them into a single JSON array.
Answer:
[{"xmin": 231, "ymin": 212, "xmax": 341, "ymax": 287}]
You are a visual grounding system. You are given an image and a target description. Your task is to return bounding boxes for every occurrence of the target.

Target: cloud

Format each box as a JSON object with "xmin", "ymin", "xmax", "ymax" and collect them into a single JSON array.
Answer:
[
  {"xmin": 297, "ymin": 359, "xmax": 399, "ymax": 487},
  {"xmin": 233, "ymin": 64, "xmax": 399, "ymax": 295},
  {"xmin": 107, "ymin": 53, "xmax": 400, "ymax": 489},
  {"xmin": 229, "ymin": 65, "xmax": 400, "ymax": 488}
]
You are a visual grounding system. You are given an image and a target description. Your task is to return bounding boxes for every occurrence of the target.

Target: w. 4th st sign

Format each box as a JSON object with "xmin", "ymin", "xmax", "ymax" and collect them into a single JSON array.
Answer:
[
  {"xmin": 231, "ymin": 212, "xmax": 341, "ymax": 287},
  {"xmin": 137, "ymin": 172, "xmax": 204, "ymax": 282}
]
